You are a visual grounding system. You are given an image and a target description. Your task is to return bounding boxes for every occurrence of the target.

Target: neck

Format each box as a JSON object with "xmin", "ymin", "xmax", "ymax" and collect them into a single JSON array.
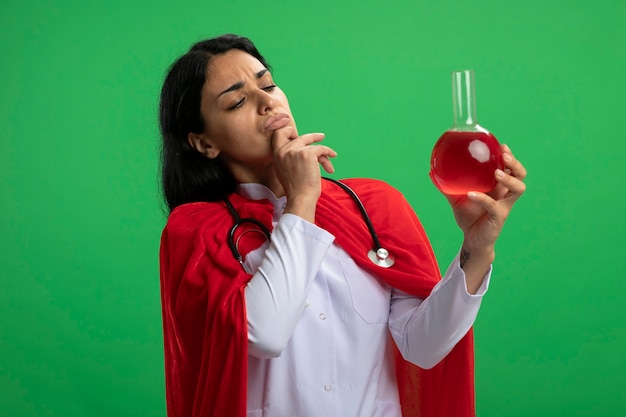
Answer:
[
  {"xmin": 231, "ymin": 163, "xmax": 285, "ymax": 197},
  {"xmin": 260, "ymin": 174, "xmax": 285, "ymax": 198}
]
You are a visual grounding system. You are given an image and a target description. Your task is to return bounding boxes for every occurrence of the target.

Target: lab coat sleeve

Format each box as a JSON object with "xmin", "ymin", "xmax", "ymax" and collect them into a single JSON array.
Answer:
[
  {"xmin": 388, "ymin": 252, "xmax": 491, "ymax": 369},
  {"xmin": 244, "ymin": 214, "xmax": 335, "ymax": 359}
]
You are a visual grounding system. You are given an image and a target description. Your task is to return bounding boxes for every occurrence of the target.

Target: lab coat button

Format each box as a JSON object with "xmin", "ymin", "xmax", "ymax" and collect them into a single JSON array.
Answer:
[
  {"xmin": 324, "ymin": 384, "xmax": 332, "ymax": 391},
  {"xmin": 319, "ymin": 313, "xmax": 326, "ymax": 320}
]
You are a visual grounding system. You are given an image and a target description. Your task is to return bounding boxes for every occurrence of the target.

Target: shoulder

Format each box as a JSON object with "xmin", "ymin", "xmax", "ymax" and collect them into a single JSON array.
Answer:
[
  {"xmin": 321, "ymin": 178, "xmax": 416, "ymax": 223},
  {"xmin": 167, "ymin": 202, "xmax": 224, "ymax": 231},
  {"xmin": 325, "ymin": 177, "xmax": 404, "ymax": 201},
  {"xmin": 161, "ymin": 201, "xmax": 233, "ymax": 248},
  {"xmin": 163, "ymin": 197, "xmax": 274, "ymax": 239}
]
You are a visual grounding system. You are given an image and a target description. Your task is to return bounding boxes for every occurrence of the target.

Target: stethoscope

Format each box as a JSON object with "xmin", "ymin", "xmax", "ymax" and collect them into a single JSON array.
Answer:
[{"xmin": 224, "ymin": 177, "xmax": 395, "ymax": 272}]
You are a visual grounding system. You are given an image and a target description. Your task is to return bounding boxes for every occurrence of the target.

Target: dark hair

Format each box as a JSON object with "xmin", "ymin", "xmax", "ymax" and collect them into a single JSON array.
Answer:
[{"xmin": 158, "ymin": 34, "xmax": 271, "ymax": 212}]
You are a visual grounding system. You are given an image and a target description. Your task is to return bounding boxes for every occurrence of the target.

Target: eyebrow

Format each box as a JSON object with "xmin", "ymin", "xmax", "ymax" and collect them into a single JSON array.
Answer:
[{"xmin": 217, "ymin": 69, "xmax": 269, "ymax": 97}]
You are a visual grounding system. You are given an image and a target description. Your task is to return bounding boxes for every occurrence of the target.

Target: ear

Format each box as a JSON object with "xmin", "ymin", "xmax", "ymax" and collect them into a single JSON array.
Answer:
[{"xmin": 187, "ymin": 132, "xmax": 220, "ymax": 159}]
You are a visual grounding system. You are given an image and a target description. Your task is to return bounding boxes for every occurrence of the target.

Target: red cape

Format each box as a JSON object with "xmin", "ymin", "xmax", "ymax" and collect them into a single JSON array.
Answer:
[{"xmin": 160, "ymin": 178, "xmax": 475, "ymax": 417}]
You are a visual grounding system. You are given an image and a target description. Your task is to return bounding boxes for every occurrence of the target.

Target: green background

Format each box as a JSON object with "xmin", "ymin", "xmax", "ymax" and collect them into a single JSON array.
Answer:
[{"xmin": 1, "ymin": 0, "xmax": 624, "ymax": 416}]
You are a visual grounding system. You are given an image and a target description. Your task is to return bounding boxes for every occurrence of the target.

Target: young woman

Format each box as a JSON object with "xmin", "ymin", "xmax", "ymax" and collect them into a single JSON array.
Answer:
[{"xmin": 158, "ymin": 34, "xmax": 527, "ymax": 417}]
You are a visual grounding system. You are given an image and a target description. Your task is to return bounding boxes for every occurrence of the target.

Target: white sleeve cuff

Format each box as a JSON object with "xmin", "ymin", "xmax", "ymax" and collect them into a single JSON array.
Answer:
[{"xmin": 440, "ymin": 250, "xmax": 492, "ymax": 298}]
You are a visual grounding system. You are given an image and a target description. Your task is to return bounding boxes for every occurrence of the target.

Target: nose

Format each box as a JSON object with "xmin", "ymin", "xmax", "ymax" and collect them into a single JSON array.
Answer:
[{"xmin": 257, "ymin": 89, "xmax": 275, "ymax": 114}]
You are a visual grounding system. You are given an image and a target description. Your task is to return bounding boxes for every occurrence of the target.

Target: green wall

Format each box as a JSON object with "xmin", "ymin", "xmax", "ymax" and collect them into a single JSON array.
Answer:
[{"xmin": 1, "ymin": 1, "xmax": 624, "ymax": 416}]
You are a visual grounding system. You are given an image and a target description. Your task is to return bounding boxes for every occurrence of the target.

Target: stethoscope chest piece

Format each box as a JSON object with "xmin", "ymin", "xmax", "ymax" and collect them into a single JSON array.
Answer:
[{"xmin": 368, "ymin": 247, "xmax": 395, "ymax": 268}]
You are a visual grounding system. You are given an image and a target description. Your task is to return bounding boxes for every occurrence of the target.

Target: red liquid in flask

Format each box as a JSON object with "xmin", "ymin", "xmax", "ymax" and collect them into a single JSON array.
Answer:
[{"xmin": 430, "ymin": 130, "xmax": 503, "ymax": 195}]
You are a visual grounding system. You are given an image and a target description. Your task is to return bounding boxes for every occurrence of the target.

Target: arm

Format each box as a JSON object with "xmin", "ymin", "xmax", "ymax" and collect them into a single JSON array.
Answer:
[
  {"xmin": 389, "ymin": 252, "xmax": 490, "ymax": 369},
  {"xmin": 448, "ymin": 144, "xmax": 527, "ymax": 294},
  {"xmin": 243, "ymin": 123, "xmax": 337, "ymax": 358},
  {"xmin": 244, "ymin": 214, "xmax": 334, "ymax": 359}
]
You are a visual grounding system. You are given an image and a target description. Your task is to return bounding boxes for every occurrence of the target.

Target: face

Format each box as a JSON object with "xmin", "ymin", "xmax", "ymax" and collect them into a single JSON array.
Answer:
[{"xmin": 189, "ymin": 49, "xmax": 296, "ymax": 184}]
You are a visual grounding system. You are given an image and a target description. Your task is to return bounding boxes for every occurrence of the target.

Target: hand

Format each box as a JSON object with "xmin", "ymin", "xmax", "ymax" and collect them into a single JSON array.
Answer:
[
  {"xmin": 271, "ymin": 124, "xmax": 337, "ymax": 221},
  {"xmin": 446, "ymin": 144, "xmax": 527, "ymax": 254}
]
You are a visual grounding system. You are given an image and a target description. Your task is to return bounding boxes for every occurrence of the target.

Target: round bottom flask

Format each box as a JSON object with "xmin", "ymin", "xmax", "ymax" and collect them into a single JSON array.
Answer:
[{"xmin": 429, "ymin": 70, "xmax": 504, "ymax": 196}]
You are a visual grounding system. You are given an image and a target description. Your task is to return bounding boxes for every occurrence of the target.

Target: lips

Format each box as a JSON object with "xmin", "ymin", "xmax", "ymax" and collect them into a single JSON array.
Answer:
[{"xmin": 264, "ymin": 113, "xmax": 290, "ymax": 131}]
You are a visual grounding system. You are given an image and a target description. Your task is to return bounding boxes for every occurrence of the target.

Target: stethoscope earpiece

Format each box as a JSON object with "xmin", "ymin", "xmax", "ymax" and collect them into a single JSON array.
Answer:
[{"xmin": 367, "ymin": 247, "xmax": 395, "ymax": 268}]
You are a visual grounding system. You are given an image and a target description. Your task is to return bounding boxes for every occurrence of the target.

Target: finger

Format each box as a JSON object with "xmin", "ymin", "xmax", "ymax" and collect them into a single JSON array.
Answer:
[
  {"xmin": 308, "ymin": 144, "xmax": 337, "ymax": 173},
  {"xmin": 494, "ymin": 168, "xmax": 526, "ymax": 199},
  {"xmin": 467, "ymin": 191, "xmax": 506, "ymax": 223},
  {"xmin": 486, "ymin": 181, "xmax": 509, "ymax": 201},
  {"xmin": 318, "ymin": 155, "xmax": 335, "ymax": 173},
  {"xmin": 271, "ymin": 125, "xmax": 298, "ymax": 151},
  {"xmin": 502, "ymin": 144, "xmax": 527, "ymax": 180},
  {"xmin": 310, "ymin": 144, "xmax": 337, "ymax": 158},
  {"xmin": 291, "ymin": 132, "xmax": 326, "ymax": 147}
]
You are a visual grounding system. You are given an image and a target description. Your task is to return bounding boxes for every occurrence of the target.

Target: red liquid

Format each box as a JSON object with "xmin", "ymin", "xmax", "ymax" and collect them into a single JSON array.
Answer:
[{"xmin": 429, "ymin": 130, "xmax": 504, "ymax": 195}]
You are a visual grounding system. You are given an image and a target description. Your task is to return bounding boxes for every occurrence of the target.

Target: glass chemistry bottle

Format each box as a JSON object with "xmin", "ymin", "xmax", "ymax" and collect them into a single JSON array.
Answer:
[{"xmin": 429, "ymin": 70, "xmax": 504, "ymax": 195}]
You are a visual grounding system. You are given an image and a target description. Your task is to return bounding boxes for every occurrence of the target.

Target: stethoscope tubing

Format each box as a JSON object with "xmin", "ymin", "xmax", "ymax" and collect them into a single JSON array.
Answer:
[
  {"xmin": 224, "ymin": 178, "xmax": 394, "ymax": 270},
  {"xmin": 224, "ymin": 197, "xmax": 272, "ymax": 269},
  {"xmin": 321, "ymin": 177, "xmax": 384, "ymax": 251}
]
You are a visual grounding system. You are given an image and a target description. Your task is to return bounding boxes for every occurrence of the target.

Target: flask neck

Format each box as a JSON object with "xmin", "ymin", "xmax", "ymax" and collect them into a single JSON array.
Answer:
[{"xmin": 451, "ymin": 70, "xmax": 478, "ymax": 129}]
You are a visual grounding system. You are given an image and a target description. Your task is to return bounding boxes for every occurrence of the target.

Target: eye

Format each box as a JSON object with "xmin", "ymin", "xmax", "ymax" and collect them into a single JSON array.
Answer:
[
  {"xmin": 262, "ymin": 85, "xmax": 277, "ymax": 92},
  {"xmin": 228, "ymin": 97, "xmax": 245, "ymax": 110}
]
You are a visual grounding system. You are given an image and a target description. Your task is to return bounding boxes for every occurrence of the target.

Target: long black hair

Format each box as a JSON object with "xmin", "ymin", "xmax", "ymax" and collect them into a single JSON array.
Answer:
[{"xmin": 158, "ymin": 34, "xmax": 271, "ymax": 212}]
